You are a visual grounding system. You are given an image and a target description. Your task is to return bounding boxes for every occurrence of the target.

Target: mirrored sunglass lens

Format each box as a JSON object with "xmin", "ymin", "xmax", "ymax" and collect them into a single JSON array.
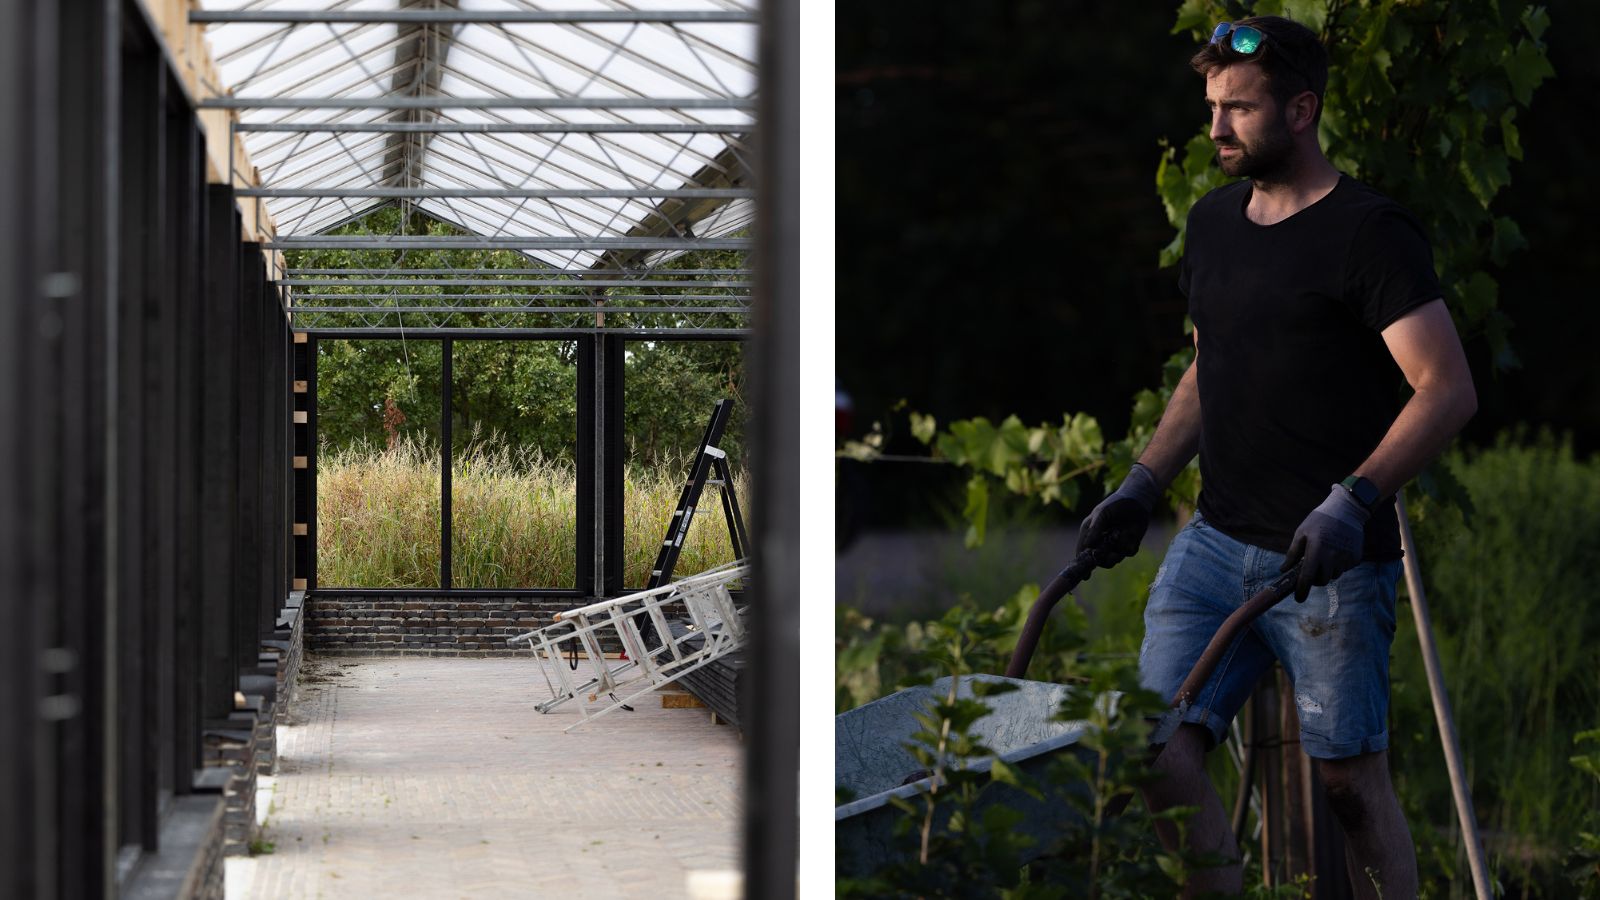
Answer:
[
  {"xmin": 1230, "ymin": 25, "xmax": 1264, "ymax": 54},
  {"xmin": 1211, "ymin": 22, "xmax": 1232, "ymax": 44}
]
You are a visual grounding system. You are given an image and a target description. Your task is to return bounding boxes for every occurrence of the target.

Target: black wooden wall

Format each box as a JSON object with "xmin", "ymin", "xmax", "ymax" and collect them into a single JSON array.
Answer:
[{"xmin": 0, "ymin": 1, "xmax": 297, "ymax": 896}]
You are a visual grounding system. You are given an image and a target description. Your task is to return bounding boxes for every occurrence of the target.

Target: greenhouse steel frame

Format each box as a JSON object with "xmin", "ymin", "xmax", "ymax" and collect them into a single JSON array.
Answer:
[
  {"xmin": 0, "ymin": 0, "xmax": 794, "ymax": 897},
  {"xmin": 194, "ymin": 0, "xmax": 758, "ymax": 335},
  {"xmin": 304, "ymin": 329, "xmax": 746, "ymax": 598}
]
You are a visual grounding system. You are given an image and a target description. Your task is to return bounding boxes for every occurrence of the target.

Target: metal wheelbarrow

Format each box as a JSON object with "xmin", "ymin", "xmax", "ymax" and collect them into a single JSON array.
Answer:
[{"xmin": 834, "ymin": 550, "xmax": 1301, "ymax": 876}]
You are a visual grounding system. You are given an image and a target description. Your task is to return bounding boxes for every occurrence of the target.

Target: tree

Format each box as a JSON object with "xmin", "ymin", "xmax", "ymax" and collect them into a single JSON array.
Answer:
[{"xmin": 300, "ymin": 206, "xmax": 749, "ymax": 468}]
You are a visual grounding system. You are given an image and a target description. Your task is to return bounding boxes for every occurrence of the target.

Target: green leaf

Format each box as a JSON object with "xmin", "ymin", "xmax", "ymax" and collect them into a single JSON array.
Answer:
[
  {"xmin": 1280, "ymin": 0, "xmax": 1327, "ymax": 33},
  {"xmin": 963, "ymin": 475, "xmax": 990, "ymax": 549},
  {"xmin": 1171, "ymin": 0, "xmax": 1214, "ymax": 36},
  {"xmin": 1505, "ymin": 39, "xmax": 1554, "ymax": 107},
  {"xmin": 989, "ymin": 757, "xmax": 1023, "ymax": 789},
  {"xmin": 909, "ymin": 411, "xmax": 937, "ymax": 445},
  {"xmin": 1490, "ymin": 217, "xmax": 1527, "ymax": 266},
  {"xmin": 1455, "ymin": 271, "xmax": 1498, "ymax": 328},
  {"xmin": 969, "ymin": 679, "xmax": 1020, "ymax": 698},
  {"xmin": 1523, "ymin": 5, "xmax": 1551, "ymax": 41},
  {"xmin": 1500, "ymin": 109, "xmax": 1523, "ymax": 161},
  {"xmin": 1129, "ymin": 388, "xmax": 1167, "ymax": 431},
  {"xmin": 1061, "ymin": 413, "xmax": 1104, "ymax": 462}
]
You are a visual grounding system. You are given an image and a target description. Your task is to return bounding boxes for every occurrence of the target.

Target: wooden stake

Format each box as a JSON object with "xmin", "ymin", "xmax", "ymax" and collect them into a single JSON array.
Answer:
[{"xmin": 1396, "ymin": 493, "xmax": 1491, "ymax": 900}]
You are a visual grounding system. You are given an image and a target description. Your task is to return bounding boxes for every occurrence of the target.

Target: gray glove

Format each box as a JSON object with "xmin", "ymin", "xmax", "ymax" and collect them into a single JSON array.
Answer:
[
  {"xmin": 1280, "ymin": 485, "xmax": 1370, "ymax": 602},
  {"xmin": 1075, "ymin": 463, "xmax": 1163, "ymax": 569}
]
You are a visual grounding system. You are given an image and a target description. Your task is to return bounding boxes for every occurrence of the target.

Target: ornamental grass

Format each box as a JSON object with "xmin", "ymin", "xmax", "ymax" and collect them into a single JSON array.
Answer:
[{"xmin": 317, "ymin": 436, "xmax": 747, "ymax": 589}]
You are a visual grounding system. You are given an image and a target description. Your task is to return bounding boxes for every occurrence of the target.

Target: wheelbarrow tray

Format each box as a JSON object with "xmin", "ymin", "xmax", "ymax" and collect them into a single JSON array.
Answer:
[{"xmin": 834, "ymin": 673, "xmax": 1098, "ymax": 877}]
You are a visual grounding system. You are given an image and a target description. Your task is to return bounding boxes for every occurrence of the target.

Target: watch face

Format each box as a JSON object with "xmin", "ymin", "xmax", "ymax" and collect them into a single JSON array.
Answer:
[{"xmin": 1349, "ymin": 477, "xmax": 1379, "ymax": 507}]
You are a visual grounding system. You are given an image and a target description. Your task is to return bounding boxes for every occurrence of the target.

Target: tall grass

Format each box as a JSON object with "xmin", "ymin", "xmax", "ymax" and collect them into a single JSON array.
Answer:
[
  {"xmin": 621, "ymin": 454, "xmax": 751, "ymax": 587},
  {"xmin": 318, "ymin": 436, "xmax": 442, "ymax": 588},
  {"xmin": 317, "ymin": 437, "xmax": 748, "ymax": 589}
]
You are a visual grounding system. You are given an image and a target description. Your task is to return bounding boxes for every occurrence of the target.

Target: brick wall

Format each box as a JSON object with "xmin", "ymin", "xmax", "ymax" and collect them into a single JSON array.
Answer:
[
  {"xmin": 196, "ymin": 595, "xmax": 306, "ymax": 857},
  {"xmin": 305, "ymin": 594, "xmax": 618, "ymax": 656}
]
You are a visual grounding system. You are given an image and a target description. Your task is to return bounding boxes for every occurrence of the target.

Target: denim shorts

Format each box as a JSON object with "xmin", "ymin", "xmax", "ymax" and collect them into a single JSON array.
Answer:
[{"xmin": 1139, "ymin": 511, "xmax": 1404, "ymax": 759}]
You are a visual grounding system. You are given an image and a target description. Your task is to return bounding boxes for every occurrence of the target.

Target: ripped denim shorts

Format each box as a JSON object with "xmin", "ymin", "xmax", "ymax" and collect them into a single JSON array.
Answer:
[{"xmin": 1138, "ymin": 510, "xmax": 1404, "ymax": 759}]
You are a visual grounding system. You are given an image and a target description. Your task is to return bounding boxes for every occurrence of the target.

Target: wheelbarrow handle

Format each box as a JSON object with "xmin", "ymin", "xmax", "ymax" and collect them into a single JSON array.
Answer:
[
  {"xmin": 1003, "ymin": 551, "xmax": 1098, "ymax": 679},
  {"xmin": 1169, "ymin": 564, "xmax": 1300, "ymax": 710},
  {"xmin": 1104, "ymin": 562, "xmax": 1303, "ymax": 821}
]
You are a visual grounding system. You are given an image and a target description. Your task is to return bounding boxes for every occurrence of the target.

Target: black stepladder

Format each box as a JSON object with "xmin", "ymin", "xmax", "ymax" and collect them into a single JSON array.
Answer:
[
  {"xmin": 650, "ymin": 398, "xmax": 749, "ymax": 588},
  {"xmin": 631, "ymin": 398, "xmax": 749, "ymax": 655}
]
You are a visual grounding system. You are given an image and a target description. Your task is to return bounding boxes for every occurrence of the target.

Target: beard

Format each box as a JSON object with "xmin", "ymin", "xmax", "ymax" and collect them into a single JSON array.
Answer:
[{"xmin": 1215, "ymin": 119, "xmax": 1295, "ymax": 182}]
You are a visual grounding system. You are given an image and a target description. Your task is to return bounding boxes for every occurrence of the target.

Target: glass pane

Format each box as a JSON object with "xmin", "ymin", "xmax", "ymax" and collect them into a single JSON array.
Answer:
[
  {"xmin": 450, "ymin": 340, "xmax": 579, "ymax": 589},
  {"xmin": 623, "ymin": 340, "xmax": 749, "ymax": 588},
  {"xmin": 316, "ymin": 339, "xmax": 443, "ymax": 588}
]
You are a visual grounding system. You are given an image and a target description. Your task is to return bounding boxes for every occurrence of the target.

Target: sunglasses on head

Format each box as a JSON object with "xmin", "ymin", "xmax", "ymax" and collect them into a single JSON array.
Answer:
[
  {"xmin": 1210, "ymin": 21, "xmax": 1267, "ymax": 55},
  {"xmin": 1209, "ymin": 21, "xmax": 1315, "ymax": 90}
]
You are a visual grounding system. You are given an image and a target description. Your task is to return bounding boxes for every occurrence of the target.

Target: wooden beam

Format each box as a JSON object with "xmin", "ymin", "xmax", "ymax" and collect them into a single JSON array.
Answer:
[{"xmin": 135, "ymin": 0, "xmax": 280, "ymax": 248}]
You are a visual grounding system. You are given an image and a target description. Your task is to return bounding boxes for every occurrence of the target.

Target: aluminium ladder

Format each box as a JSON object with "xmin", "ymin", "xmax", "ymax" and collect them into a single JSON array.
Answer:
[{"xmin": 509, "ymin": 561, "xmax": 748, "ymax": 731}]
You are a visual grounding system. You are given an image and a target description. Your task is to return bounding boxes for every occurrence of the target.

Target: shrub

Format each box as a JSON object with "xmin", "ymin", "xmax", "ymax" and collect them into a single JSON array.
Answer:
[{"xmin": 1394, "ymin": 431, "xmax": 1600, "ymax": 895}]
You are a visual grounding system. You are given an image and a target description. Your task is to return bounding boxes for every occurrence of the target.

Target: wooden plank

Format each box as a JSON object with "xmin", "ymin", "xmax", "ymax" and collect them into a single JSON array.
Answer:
[
  {"xmin": 292, "ymin": 331, "xmax": 308, "ymax": 344},
  {"xmin": 662, "ymin": 692, "xmax": 705, "ymax": 709},
  {"xmin": 292, "ymin": 455, "xmax": 307, "ymax": 469},
  {"xmin": 293, "ymin": 523, "xmax": 307, "ymax": 536},
  {"xmin": 293, "ymin": 410, "xmax": 307, "ymax": 424},
  {"xmin": 292, "ymin": 380, "xmax": 307, "ymax": 393}
]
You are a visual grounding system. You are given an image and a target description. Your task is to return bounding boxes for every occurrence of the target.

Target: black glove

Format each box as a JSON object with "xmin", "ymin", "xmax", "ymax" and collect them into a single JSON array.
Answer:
[
  {"xmin": 1076, "ymin": 463, "xmax": 1163, "ymax": 568},
  {"xmin": 1280, "ymin": 485, "xmax": 1370, "ymax": 602}
]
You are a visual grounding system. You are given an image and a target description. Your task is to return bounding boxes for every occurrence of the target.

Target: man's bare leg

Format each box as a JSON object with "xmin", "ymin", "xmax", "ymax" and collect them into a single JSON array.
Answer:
[
  {"xmin": 1318, "ymin": 750, "xmax": 1417, "ymax": 900},
  {"xmin": 1140, "ymin": 723, "xmax": 1241, "ymax": 896}
]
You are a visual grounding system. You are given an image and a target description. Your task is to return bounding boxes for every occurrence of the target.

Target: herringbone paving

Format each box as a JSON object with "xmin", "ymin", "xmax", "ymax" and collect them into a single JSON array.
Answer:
[{"xmin": 226, "ymin": 656, "xmax": 741, "ymax": 899}]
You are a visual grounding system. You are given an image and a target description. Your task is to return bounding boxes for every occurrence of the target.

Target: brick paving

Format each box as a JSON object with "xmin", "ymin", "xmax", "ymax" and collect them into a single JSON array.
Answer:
[{"xmin": 226, "ymin": 656, "xmax": 742, "ymax": 899}]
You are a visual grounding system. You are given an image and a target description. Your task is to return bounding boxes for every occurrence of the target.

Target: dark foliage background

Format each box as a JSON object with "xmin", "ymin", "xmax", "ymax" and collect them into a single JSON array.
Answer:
[{"xmin": 836, "ymin": 0, "xmax": 1599, "ymax": 529}]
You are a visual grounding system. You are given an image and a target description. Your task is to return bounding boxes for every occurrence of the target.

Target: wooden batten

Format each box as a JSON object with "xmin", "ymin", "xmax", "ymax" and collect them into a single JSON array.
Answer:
[
  {"xmin": 293, "ymin": 332, "xmax": 308, "ymax": 345},
  {"xmin": 292, "ymin": 380, "xmax": 308, "ymax": 393},
  {"xmin": 293, "ymin": 411, "xmax": 307, "ymax": 424},
  {"xmin": 292, "ymin": 456, "xmax": 307, "ymax": 469},
  {"xmin": 136, "ymin": 0, "xmax": 281, "ymax": 263},
  {"xmin": 293, "ymin": 524, "xmax": 308, "ymax": 536}
]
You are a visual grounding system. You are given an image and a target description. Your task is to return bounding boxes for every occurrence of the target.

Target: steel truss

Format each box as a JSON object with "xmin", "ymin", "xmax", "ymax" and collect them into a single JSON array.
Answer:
[{"xmin": 198, "ymin": 1, "xmax": 759, "ymax": 331}]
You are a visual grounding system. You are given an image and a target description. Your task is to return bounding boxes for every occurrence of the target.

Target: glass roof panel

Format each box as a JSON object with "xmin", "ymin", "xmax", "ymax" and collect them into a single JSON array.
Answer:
[{"xmin": 197, "ymin": 0, "xmax": 757, "ymax": 275}]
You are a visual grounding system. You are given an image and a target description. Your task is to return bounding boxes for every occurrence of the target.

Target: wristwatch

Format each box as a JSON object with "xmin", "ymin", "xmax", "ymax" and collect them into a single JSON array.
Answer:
[{"xmin": 1339, "ymin": 474, "xmax": 1381, "ymax": 511}]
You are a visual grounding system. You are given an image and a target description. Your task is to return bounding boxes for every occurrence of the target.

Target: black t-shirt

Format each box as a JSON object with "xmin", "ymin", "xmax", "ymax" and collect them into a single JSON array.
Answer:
[{"xmin": 1179, "ymin": 175, "xmax": 1440, "ymax": 561}]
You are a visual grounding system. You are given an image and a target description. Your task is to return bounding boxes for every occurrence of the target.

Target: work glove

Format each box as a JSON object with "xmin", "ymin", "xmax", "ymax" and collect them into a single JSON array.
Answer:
[
  {"xmin": 1280, "ymin": 485, "xmax": 1370, "ymax": 602},
  {"xmin": 1075, "ymin": 463, "xmax": 1162, "ymax": 569}
]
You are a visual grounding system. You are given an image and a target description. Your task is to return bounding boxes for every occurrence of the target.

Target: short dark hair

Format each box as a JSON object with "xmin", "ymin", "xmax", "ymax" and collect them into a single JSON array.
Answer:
[{"xmin": 1191, "ymin": 16, "xmax": 1329, "ymax": 122}]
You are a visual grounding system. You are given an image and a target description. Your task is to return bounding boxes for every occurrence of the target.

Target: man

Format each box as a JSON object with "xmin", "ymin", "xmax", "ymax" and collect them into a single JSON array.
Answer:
[{"xmin": 1076, "ymin": 15, "xmax": 1477, "ymax": 899}]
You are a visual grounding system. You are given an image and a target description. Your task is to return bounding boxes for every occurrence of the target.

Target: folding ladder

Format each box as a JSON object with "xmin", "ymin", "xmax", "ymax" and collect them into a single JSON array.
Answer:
[
  {"xmin": 647, "ymin": 398, "xmax": 749, "ymax": 592},
  {"xmin": 625, "ymin": 398, "xmax": 748, "ymax": 656},
  {"xmin": 509, "ymin": 561, "xmax": 748, "ymax": 732}
]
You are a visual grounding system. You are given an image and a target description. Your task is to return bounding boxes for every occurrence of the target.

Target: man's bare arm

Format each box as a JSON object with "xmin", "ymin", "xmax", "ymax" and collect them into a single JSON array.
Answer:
[
  {"xmin": 1137, "ymin": 329, "xmax": 1202, "ymax": 487},
  {"xmin": 1352, "ymin": 299, "xmax": 1478, "ymax": 498}
]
